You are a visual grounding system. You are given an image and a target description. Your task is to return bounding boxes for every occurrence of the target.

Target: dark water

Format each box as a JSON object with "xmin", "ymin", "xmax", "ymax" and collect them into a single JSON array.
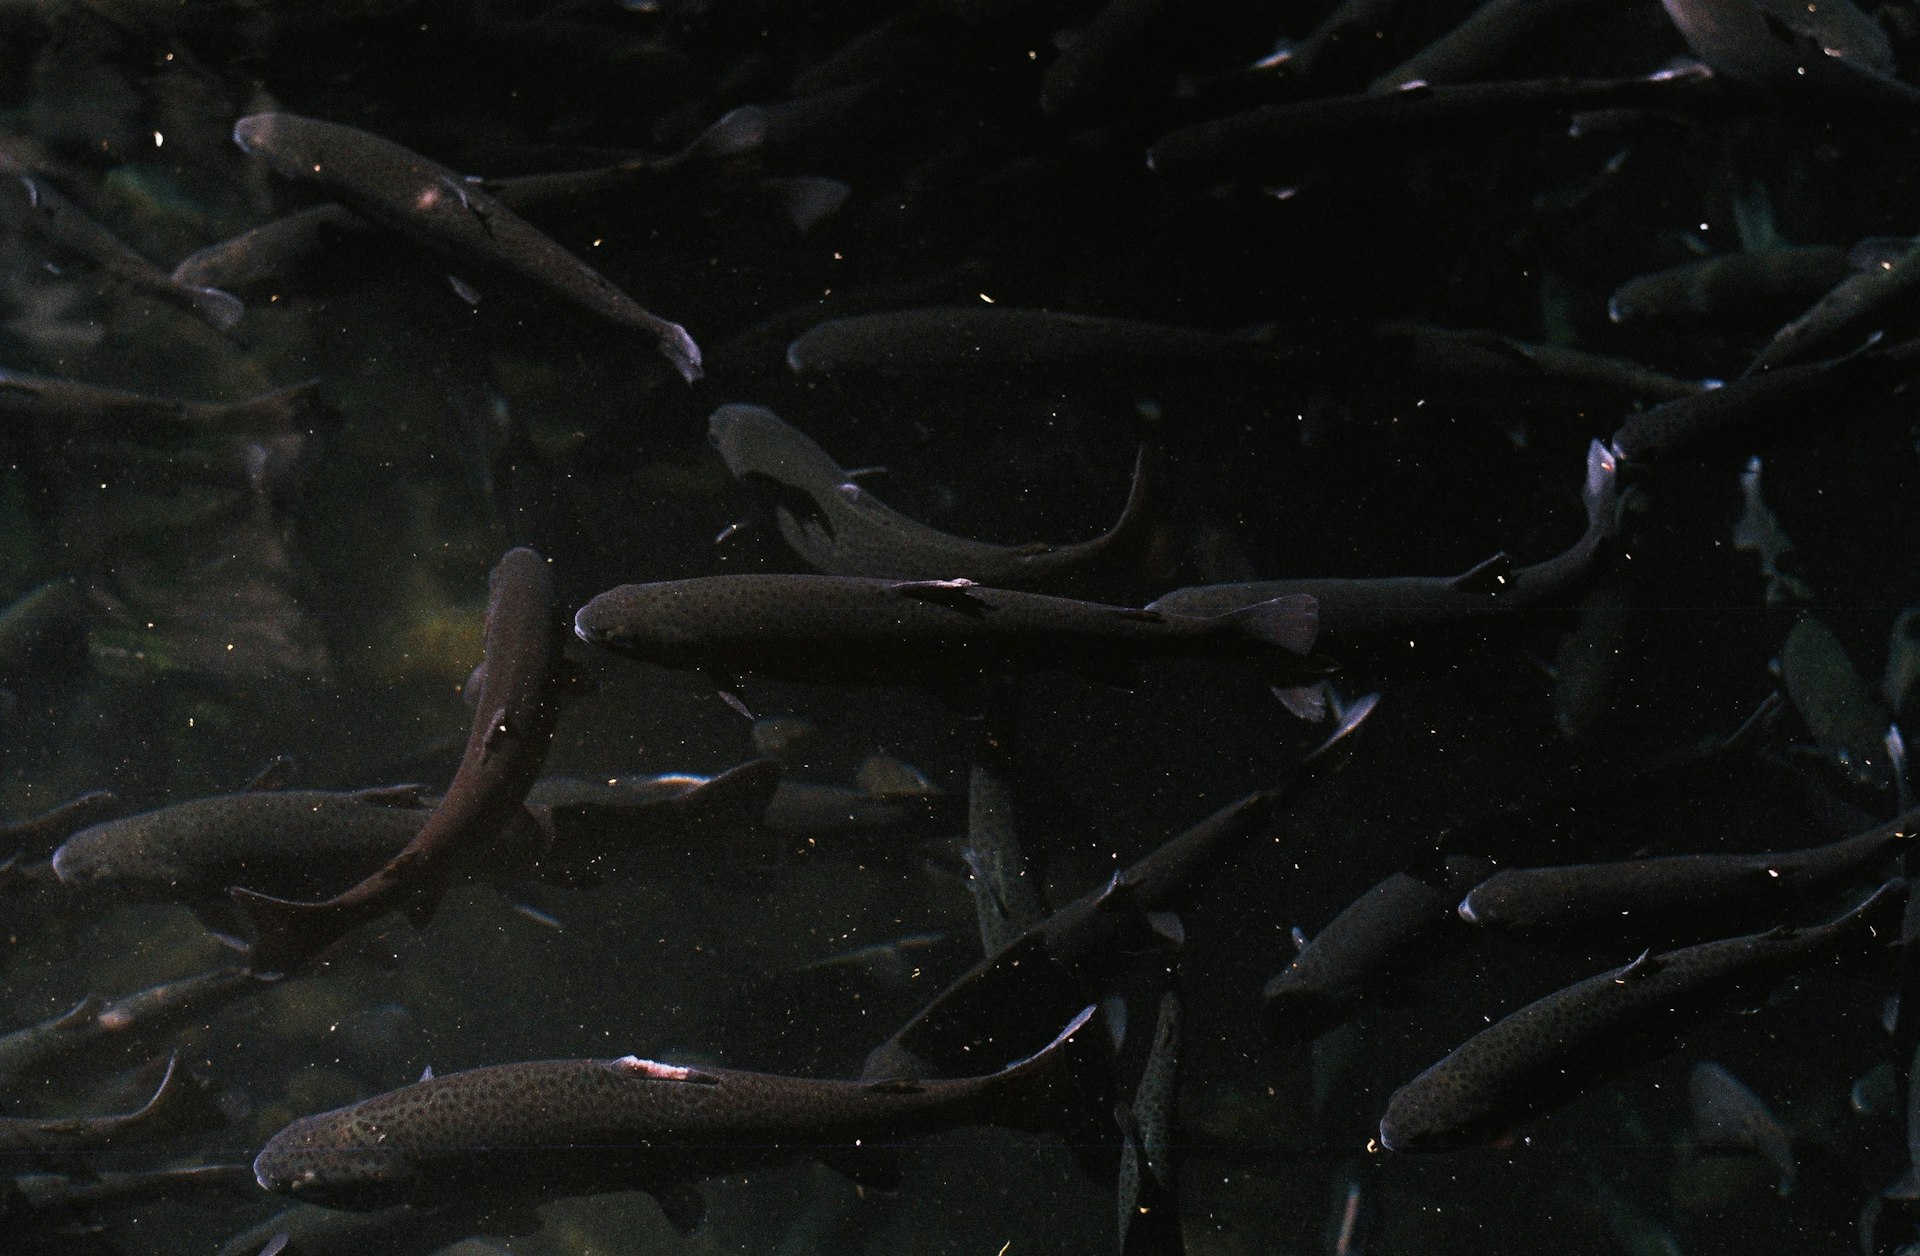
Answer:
[{"xmin": 1, "ymin": 1, "xmax": 1919, "ymax": 1253}]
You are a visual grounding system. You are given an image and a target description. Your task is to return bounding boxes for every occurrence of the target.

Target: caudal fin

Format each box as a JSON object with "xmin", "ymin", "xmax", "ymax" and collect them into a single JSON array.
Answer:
[
  {"xmin": 984, "ymin": 1004, "xmax": 1111, "ymax": 1136},
  {"xmin": 181, "ymin": 284, "xmax": 244, "ymax": 331}
]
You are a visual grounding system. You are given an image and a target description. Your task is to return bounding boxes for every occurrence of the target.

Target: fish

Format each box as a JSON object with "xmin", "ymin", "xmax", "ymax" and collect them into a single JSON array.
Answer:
[
  {"xmin": 1660, "ymin": 0, "xmax": 1894, "ymax": 87},
  {"xmin": 252, "ymin": 1006, "xmax": 1099, "ymax": 1227},
  {"xmin": 963, "ymin": 754, "xmax": 1047, "ymax": 955},
  {"xmin": 1378, "ymin": 880, "xmax": 1903, "ymax": 1152},
  {"xmin": 1369, "ymin": 0, "xmax": 1636, "ymax": 94},
  {"xmin": 785, "ymin": 306, "xmax": 1284, "ymax": 375},
  {"xmin": 0, "ymin": 966, "xmax": 266, "ymax": 1089},
  {"xmin": 1456, "ymin": 805, "xmax": 1916, "ymax": 935},
  {"xmin": 230, "ymin": 113, "xmax": 700, "ymax": 382},
  {"xmin": 1732, "ymin": 455, "xmax": 1815, "ymax": 605},
  {"xmin": 1607, "ymin": 246, "xmax": 1852, "ymax": 327},
  {"xmin": 1610, "ymin": 339, "xmax": 1920, "ymax": 461},
  {"xmin": 573, "ymin": 574, "xmax": 1324, "ymax": 699},
  {"xmin": 1780, "ymin": 616, "xmax": 1896, "ymax": 794},
  {"xmin": 0, "ymin": 1054, "xmax": 221, "ymax": 1155},
  {"xmin": 175, "ymin": 109, "xmax": 766, "ymax": 299},
  {"xmin": 52, "ymin": 787, "xmax": 435, "ymax": 931},
  {"xmin": 1263, "ymin": 855, "xmax": 1496, "ymax": 1045},
  {"xmin": 0, "ymin": 370, "xmax": 326, "ymax": 439},
  {"xmin": 1145, "ymin": 68, "xmax": 1724, "ymax": 182},
  {"xmin": 213, "ymin": 1198, "xmax": 529, "ymax": 1256},
  {"xmin": 1149, "ymin": 442, "xmax": 1616, "ymax": 644},
  {"xmin": 866, "ymin": 697, "xmax": 1374, "ymax": 1081},
  {"xmin": 708, "ymin": 402, "xmax": 1156, "ymax": 592},
  {"xmin": 0, "ymin": 1161, "xmax": 254, "ymax": 1231},
  {"xmin": 1362, "ymin": 322, "xmax": 1710, "ymax": 406},
  {"xmin": 0, "ymin": 145, "xmax": 241, "ymax": 330},
  {"xmin": 1743, "ymin": 235, "xmax": 1920, "ymax": 375},
  {"xmin": 1116, "ymin": 990, "xmax": 1181, "ymax": 1255},
  {"xmin": 233, "ymin": 547, "xmax": 572, "ymax": 976},
  {"xmin": 1689, "ymin": 1060, "xmax": 1795, "ymax": 1194},
  {"xmin": 520, "ymin": 759, "xmax": 782, "ymax": 886},
  {"xmin": 1040, "ymin": 0, "xmax": 1170, "ymax": 116},
  {"xmin": 0, "ymin": 790, "xmax": 120, "ymax": 862}
]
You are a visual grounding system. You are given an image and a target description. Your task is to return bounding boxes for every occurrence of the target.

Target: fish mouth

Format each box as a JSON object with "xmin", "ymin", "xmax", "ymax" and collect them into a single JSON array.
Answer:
[
  {"xmin": 571, "ymin": 606, "xmax": 607, "ymax": 646},
  {"xmin": 232, "ymin": 115, "xmax": 267, "ymax": 154}
]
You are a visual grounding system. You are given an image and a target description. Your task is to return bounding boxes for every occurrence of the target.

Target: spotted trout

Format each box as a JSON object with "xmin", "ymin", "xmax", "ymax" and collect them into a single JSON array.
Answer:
[
  {"xmin": 231, "ymin": 113, "xmax": 700, "ymax": 383},
  {"xmin": 707, "ymin": 402, "xmax": 1154, "ymax": 591},
  {"xmin": 232, "ymin": 548, "xmax": 571, "ymax": 976},
  {"xmin": 573, "ymin": 575, "xmax": 1323, "ymax": 695},
  {"xmin": 252, "ymin": 1006, "xmax": 1097, "ymax": 1228}
]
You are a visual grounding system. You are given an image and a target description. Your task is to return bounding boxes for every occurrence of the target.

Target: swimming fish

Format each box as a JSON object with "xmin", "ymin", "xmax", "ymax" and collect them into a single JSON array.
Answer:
[
  {"xmin": 252, "ymin": 1006, "xmax": 1098, "ymax": 1227},
  {"xmin": 1607, "ymin": 246, "xmax": 1851, "ymax": 327},
  {"xmin": 785, "ymin": 305, "xmax": 1283, "ymax": 375},
  {"xmin": 1689, "ymin": 1060, "xmax": 1795, "ymax": 1194},
  {"xmin": 233, "ymin": 547, "xmax": 572, "ymax": 976},
  {"xmin": 1379, "ymin": 880, "xmax": 1902, "ymax": 1152},
  {"xmin": 708, "ymin": 402, "xmax": 1155, "ymax": 591},
  {"xmin": 0, "ymin": 370, "xmax": 325, "ymax": 439},
  {"xmin": 0, "ymin": 146, "xmax": 241, "ymax": 330},
  {"xmin": 230, "ymin": 113, "xmax": 700, "ymax": 382},
  {"xmin": 1149, "ymin": 442, "xmax": 1615, "ymax": 643},
  {"xmin": 866, "ymin": 696, "xmax": 1374, "ymax": 1081},
  {"xmin": 573, "ymin": 575, "xmax": 1324, "ymax": 698},
  {"xmin": 1456, "ymin": 804, "xmax": 1916, "ymax": 935},
  {"xmin": 0, "ymin": 1054, "xmax": 220, "ymax": 1155},
  {"xmin": 0, "ymin": 967, "xmax": 265, "ymax": 1089},
  {"xmin": 1263, "ymin": 854, "xmax": 1495, "ymax": 1045}
]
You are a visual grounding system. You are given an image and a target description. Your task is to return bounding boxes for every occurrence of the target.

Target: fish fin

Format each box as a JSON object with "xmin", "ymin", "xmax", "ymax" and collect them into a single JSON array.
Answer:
[
  {"xmin": 1271, "ymin": 682, "xmax": 1327, "ymax": 721},
  {"xmin": 52, "ymin": 995, "xmax": 104, "ymax": 1030},
  {"xmin": 767, "ymin": 175, "xmax": 850, "ymax": 235},
  {"xmin": 256, "ymin": 1233, "xmax": 291, "ymax": 1256},
  {"xmin": 659, "ymin": 322, "xmax": 704, "ymax": 385},
  {"xmin": 864, "ymin": 1077, "xmax": 925, "ymax": 1095},
  {"xmin": 351, "ymin": 783, "xmax": 432, "ymax": 808},
  {"xmin": 1145, "ymin": 910, "xmax": 1185, "ymax": 948},
  {"xmin": 187, "ymin": 897, "xmax": 256, "ymax": 947},
  {"xmin": 1102, "ymin": 994, "xmax": 1130, "ymax": 1053},
  {"xmin": 891, "ymin": 578, "xmax": 987, "ymax": 611},
  {"xmin": 419, "ymin": 1064, "xmax": 434, "ymax": 1082},
  {"xmin": 710, "ymin": 678, "xmax": 755, "ymax": 720},
  {"xmin": 1583, "ymin": 440, "xmax": 1620, "ymax": 535},
  {"xmin": 1290, "ymin": 925, "xmax": 1310, "ymax": 953},
  {"xmin": 681, "ymin": 105, "xmax": 768, "ymax": 163},
  {"xmin": 241, "ymin": 755, "xmax": 297, "ymax": 792},
  {"xmin": 1615, "ymin": 948, "xmax": 1658, "ymax": 980},
  {"xmin": 183, "ymin": 284, "xmax": 244, "ymax": 331},
  {"xmin": 447, "ymin": 273, "xmax": 482, "ymax": 307},
  {"xmin": 507, "ymin": 898, "xmax": 565, "ymax": 930},
  {"xmin": 1449, "ymin": 552, "xmax": 1513, "ymax": 595},
  {"xmin": 819, "ymin": 1143, "xmax": 903, "ymax": 1191},
  {"xmin": 229, "ymin": 886, "xmax": 344, "ymax": 977},
  {"xmin": 649, "ymin": 1182, "xmax": 707, "ymax": 1235},
  {"xmin": 988, "ymin": 1005, "xmax": 1112, "ymax": 1138},
  {"xmin": 1222, "ymin": 593, "xmax": 1319, "ymax": 654},
  {"xmin": 1078, "ymin": 655, "xmax": 1144, "ymax": 690}
]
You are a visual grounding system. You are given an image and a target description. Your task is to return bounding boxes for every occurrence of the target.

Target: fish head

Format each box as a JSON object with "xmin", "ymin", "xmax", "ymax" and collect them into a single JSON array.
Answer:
[
  {"xmin": 232, "ymin": 114, "xmax": 283, "ymax": 157},
  {"xmin": 49, "ymin": 820, "xmax": 154, "ymax": 892},
  {"xmin": 253, "ymin": 1107, "xmax": 421, "ymax": 1210},
  {"xmin": 573, "ymin": 587, "xmax": 686, "ymax": 657}
]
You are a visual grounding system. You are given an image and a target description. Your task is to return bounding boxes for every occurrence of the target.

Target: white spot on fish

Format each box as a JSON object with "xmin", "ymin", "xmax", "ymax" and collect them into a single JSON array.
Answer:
[{"xmin": 614, "ymin": 1055, "xmax": 695, "ymax": 1080}]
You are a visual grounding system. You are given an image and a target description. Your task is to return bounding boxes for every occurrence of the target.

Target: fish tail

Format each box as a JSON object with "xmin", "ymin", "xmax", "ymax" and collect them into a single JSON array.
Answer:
[
  {"xmin": 230, "ymin": 886, "xmax": 344, "ymax": 976},
  {"xmin": 219, "ymin": 378, "xmax": 330, "ymax": 434},
  {"xmin": 182, "ymin": 283, "xmax": 245, "ymax": 331},
  {"xmin": 122, "ymin": 1053, "xmax": 227, "ymax": 1144},
  {"xmin": 659, "ymin": 322, "xmax": 704, "ymax": 384},
  {"xmin": 1221, "ymin": 592, "xmax": 1319, "ymax": 654},
  {"xmin": 983, "ymin": 1004, "xmax": 1110, "ymax": 1135},
  {"xmin": 1582, "ymin": 440, "xmax": 1620, "ymax": 539}
]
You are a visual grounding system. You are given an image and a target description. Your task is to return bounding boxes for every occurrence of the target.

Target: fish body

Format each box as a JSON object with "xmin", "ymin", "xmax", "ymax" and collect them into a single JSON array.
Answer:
[
  {"xmin": 1151, "ymin": 442, "xmax": 1615, "ymax": 638},
  {"xmin": 0, "ymin": 370, "xmax": 324, "ymax": 438},
  {"xmin": 1610, "ymin": 341, "xmax": 1920, "ymax": 461},
  {"xmin": 0, "ymin": 147, "xmax": 241, "ymax": 329},
  {"xmin": 53, "ymin": 788, "xmax": 430, "ymax": 909},
  {"xmin": 253, "ymin": 1007, "xmax": 1095, "ymax": 1218},
  {"xmin": 0, "ymin": 966, "xmax": 264, "ymax": 1089},
  {"xmin": 231, "ymin": 114, "xmax": 699, "ymax": 382},
  {"xmin": 1379, "ymin": 881, "xmax": 1902, "ymax": 1151},
  {"xmin": 1263, "ymin": 855, "xmax": 1494, "ymax": 1044},
  {"xmin": 1608, "ymin": 246, "xmax": 1851, "ymax": 326},
  {"xmin": 708, "ymin": 403, "xmax": 1154, "ymax": 591},
  {"xmin": 868, "ymin": 701, "xmax": 1371, "ymax": 1080},
  {"xmin": 234, "ymin": 548, "xmax": 570, "ymax": 975},
  {"xmin": 0, "ymin": 1055, "xmax": 218, "ymax": 1154},
  {"xmin": 1458, "ymin": 806, "xmax": 1915, "ymax": 934},
  {"xmin": 574, "ymin": 575, "xmax": 1321, "ymax": 691},
  {"xmin": 786, "ymin": 306, "xmax": 1281, "ymax": 375},
  {"xmin": 1690, "ymin": 1060, "xmax": 1795, "ymax": 1193}
]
